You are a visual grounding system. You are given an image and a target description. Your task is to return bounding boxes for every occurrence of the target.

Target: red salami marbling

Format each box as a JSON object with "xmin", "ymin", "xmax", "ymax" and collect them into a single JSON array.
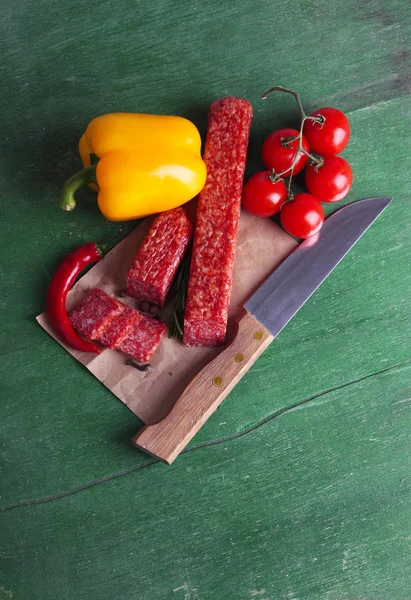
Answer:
[
  {"xmin": 118, "ymin": 316, "xmax": 167, "ymax": 362},
  {"xmin": 98, "ymin": 306, "xmax": 143, "ymax": 349},
  {"xmin": 70, "ymin": 288, "xmax": 166, "ymax": 361},
  {"xmin": 183, "ymin": 97, "xmax": 253, "ymax": 347},
  {"xmin": 126, "ymin": 207, "xmax": 193, "ymax": 307},
  {"xmin": 68, "ymin": 288, "xmax": 123, "ymax": 340}
]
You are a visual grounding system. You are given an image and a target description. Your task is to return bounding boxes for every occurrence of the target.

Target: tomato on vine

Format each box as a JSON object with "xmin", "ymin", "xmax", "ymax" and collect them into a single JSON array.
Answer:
[
  {"xmin": 262, "ymin": 128, "xmax": 310, "ymax": 177},
  {"xmin": 305, "ymin": 156, "xmax": 353, "ymax": 203},
  {"xmin": 253, "ymin": 85, "xmax": 355, "ymax": 238},
  {"xmin": 242, "ymin": 171, "xmax": 287, "ymax": 217},
  {"xmin": 303, "ymin": 107, "xmax": 350, "ymax": 156},
  {"xmin": 280, "ymin": 193, "xmax": 324, "ymax": 239}
]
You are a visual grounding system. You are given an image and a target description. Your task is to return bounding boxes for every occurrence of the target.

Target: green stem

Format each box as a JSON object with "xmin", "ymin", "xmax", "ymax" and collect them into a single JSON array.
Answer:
[
  {"xmin": 261, "ymin": 85, "xmax": 323, "ymax": 195},
  {"xmin": 287, "ymin": 164, "xmax": 295, "ymax": 198},
  {"xmin": 260, "ymin": 85, "xmax": 306, "ymax": 121},
  {"xmin": 60, "ymin": 164, "xmax": 97, "ymax": 212}
]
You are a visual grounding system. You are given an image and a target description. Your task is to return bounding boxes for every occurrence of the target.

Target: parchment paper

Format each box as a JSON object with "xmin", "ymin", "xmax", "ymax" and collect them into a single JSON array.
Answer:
[{"xmin": 37, "ymin": 210, "xmax": 297, "ymax": 424}]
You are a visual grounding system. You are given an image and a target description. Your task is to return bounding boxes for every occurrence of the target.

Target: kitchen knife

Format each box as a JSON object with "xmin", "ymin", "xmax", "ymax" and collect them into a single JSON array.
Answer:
[{"xmin": 133, "ymin": 197, "xmax": 391, "ymax": 464}]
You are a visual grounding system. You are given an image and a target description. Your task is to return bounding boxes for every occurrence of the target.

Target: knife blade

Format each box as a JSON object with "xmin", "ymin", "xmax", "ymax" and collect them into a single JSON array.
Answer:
[
  {"xmin": 133, "ymin": 197, "xmax": 391, "ymax": 464},
  {"xmin": 245, "ymin": 196, "xmax": 392, "ymax": 336}
]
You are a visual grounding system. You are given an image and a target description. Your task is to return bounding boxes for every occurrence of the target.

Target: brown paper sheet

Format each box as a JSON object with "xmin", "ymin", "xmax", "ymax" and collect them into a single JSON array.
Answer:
[{"xmin": 37, "ymin": 210, "xmax": 297, "ymax": 424}]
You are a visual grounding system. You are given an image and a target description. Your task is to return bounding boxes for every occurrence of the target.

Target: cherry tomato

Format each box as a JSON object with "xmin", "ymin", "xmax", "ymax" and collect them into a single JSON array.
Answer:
[
  {"xmin": 262, "ymin": 128, "xmax": 310, "ymax": 177},
  {"xmin": 303, "ymin": 107, "xmax": 350, "ymax": 156},
  {"xmin": 280, "ymin": 193, "xmax": 324, "ymax": 239},
  {"xmin": 242, "ymin": 171, "xmax": 287, "ymax": 217},
  {"xmin": 305, "ymin": 156, "xmax": 353, "ymax": 203}
]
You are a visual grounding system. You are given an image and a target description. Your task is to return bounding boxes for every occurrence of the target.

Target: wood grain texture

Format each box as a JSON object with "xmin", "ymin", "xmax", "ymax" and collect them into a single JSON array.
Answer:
[
  {"xmin": 134, "ymin": 311, "xmax": 274, "ymax": 463},
  {"xmin": 1, "ymin": 365, "xmax": 410, "ymax": 600},
  {"xmin": 0, "ymin": 0, "xmax": 410, "ymax": 598}
]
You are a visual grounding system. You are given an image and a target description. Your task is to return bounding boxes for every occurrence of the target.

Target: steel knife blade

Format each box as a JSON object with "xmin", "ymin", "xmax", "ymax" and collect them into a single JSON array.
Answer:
[{"xmin": 245, "ymin": 196, "xmax": 391, "ymax": 336}]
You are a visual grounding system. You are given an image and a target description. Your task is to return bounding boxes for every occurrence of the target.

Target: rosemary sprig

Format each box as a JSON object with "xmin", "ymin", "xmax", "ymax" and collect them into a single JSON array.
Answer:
[{"xmin": 168, "ymin": 248, "xmax": 192, "ymax": 339}]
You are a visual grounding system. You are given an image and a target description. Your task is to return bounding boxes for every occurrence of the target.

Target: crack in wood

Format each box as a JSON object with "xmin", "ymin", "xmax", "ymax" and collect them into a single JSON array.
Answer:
[{"xmin": 1, "ymin": 359, "xmax": 409, "ymax": 514}]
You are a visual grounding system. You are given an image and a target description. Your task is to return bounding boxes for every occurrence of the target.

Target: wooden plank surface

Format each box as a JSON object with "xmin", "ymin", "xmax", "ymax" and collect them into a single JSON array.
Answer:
[
  {"xmin": 1, "ymin": 0, "xmax": 410, "ymax": 598},
  {"xmin": 2, "ymin": 366, "xmax": 410, "ymax": 600}
]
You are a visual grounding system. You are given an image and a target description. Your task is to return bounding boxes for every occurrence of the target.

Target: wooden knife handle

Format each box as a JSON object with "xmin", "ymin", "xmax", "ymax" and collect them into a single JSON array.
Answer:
[{"xmin": 132, "ymin": 310, "xmax": 274, "ymax": 464}]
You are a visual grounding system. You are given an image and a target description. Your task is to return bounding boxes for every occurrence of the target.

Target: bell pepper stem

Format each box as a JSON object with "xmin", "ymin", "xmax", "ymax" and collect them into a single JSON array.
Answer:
[{"xmin": 60, "ymin": 164, "xmax": 97, "ymax": 211}]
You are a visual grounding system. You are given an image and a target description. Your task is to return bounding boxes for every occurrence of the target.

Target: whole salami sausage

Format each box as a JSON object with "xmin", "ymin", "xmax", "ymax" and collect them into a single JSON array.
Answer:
[
  {"xmin": 183, "ymin": 97, "xmax": 253, "ymax": 347},
  {"xmin": 126, "ymin": 207, "xmax": 193, "ymax": 307}
]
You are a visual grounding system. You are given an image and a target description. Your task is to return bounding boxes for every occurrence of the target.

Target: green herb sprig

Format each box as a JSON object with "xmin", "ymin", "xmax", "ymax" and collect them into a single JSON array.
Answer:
[{"xmin": 168, "ymin": 248, "xmax": 192, "ymax": 339}]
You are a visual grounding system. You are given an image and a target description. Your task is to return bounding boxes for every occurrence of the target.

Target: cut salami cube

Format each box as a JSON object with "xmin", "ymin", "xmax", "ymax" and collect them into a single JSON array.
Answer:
[
  {"xmin": 69, "ymin": 288, "xmax": 124, "ymax": 340},
  {"xmin": 126, "ymin": 207, "xmax": 193, "ymax": 307},
  {"xmin": 98, "ymin": 306, "xmax": 143, "ymax": 349},
  {"xmin": 118, "ymin": 316, "xmax": 167, "ymax": 363},
  {"xmin": 183, "ymin": 97, "xmax": 253, "ymax": 347}
]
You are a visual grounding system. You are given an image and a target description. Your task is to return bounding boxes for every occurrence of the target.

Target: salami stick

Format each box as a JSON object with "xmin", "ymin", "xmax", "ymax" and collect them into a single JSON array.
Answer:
[
  {"xmin": 183, "ymin": 97, "xmax": 253, "ymax": 347},
  {"xmin": 126, "ymin": 207, "xmax": 193, "ymax": 307}
]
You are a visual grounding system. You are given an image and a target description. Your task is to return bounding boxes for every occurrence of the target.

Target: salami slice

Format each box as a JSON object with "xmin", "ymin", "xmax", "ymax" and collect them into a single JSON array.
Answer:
[
  {"xmin": 98, "ymin": 306, "xmax": 143, "ymax": 349},
  {"xmin": 183, "ymin": 97, "xmax": 253, "ymax": 347},
  {"xmin": 126, "ymin": 207, "xmax": 193, "ymax": 307},
  {"xmin": 118, "ymin": 316, "xmax": 167, "ymax": 362},
  {"xmin": 68, "ymin": 288, "xmax": 124, "ymax": 340}
]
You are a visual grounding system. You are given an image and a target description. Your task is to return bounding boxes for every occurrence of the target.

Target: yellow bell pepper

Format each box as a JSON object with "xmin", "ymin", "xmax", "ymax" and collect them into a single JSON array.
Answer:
[{"xmin": 60, "ymin": 113, "xmax": 207, "ymax": 221}]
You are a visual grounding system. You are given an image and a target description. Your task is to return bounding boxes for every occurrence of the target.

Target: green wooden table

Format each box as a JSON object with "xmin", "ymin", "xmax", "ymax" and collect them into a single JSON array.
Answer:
[{"xmin": 1, "ymin": 1, "xmax": 410, "ymax": 598}]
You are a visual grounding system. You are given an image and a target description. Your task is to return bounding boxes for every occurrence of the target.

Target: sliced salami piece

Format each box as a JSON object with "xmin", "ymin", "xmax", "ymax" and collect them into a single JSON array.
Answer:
[
  {"xmin": 118, "ymin": 316, "xmax": 167, "ymax": 363},
  {"xmin": 126, "ymin": 207, "xmax": 193, "ymax": 307},
  {"xmin": 183, "ymin": 97, "xmax": 253, "ymax": 347},
  {"xmin": 70, "ymin": 288, "xmax": 166, "ymax": 362},
  {"xmin": 98, "ymin": 306, "xmax": 143, "ymax": 349},
  {"xmin": 68, "ymin": 288, "xmax": 124, "ymax": 340}
]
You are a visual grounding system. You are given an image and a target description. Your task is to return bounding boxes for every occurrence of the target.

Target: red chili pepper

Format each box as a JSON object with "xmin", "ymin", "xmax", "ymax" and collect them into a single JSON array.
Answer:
[{"xmin": 46, "ymin": 242, "xmax": 102, "ymax": 353}]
